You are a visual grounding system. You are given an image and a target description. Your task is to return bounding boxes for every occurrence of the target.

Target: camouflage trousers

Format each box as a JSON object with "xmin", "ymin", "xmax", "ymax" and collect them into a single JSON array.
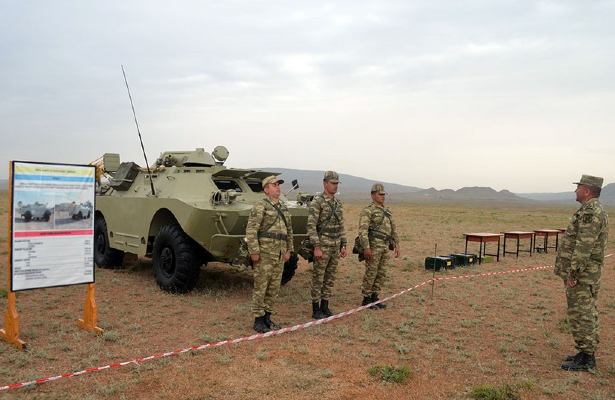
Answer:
[
  {"xmin": 566, "ymin": 282, "xmax": 600, "ymax": 353},
  {"xmin": 361, "ymin": 244, "xmax": 390, "ymax": 297},
  {"xmin": 252, "ymin": 251, "xmax": 284, "ymax": 318},
  {"xmin": 311, "ymin": 245, "xmax": 340, "ymax": 301}
]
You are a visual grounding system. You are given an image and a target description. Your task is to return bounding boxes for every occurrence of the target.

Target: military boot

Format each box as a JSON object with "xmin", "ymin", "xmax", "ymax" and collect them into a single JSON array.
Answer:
[
  {"xmin": 312, "ymin": 301, "xmax": 325, "ymax": 319},
  {"xmin": 371, "ymin": 293, "xmax": 387, "ymax": 309},
  {"xmin": 253, "ymin": 316, "xmax": 270, "ymax": 333},
  {"xmin": 561, "ymin": 352, "xmax": 596, "ymax": 371},
  {"xmin": 362, "ymin": 296, "xmax": 372, "ymax": 307},
  {"xmin": 320, "ymin": 299, "xmax": 333, "ymax": 317},
  {"xmin": 564, "ymin": 352, "xmax": 583, "ymax": 362},
  {"xmin": 264, "ymin": 312, "xmax": 280, "ymax": 330}
]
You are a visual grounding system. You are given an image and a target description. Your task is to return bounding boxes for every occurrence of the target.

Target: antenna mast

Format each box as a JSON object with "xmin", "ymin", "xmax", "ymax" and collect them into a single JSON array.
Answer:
[{"xmin": 121, "ymin": 65, "xmax": 156, "ymax": 196}]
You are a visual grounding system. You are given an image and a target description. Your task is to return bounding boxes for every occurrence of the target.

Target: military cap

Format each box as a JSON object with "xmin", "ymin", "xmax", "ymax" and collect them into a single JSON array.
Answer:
[
  {"xmin": 573, "ymin": 174, "xmax": 603, "ymax": 189},
  {"xmin": 323, "ymin": 170, "xmax": 340, "ymax": 183},
  {"xmin": 262, "ymin": 175, "xmax": 284, "ymax": 188},
  {"xmin": 370, "ymin": 183, "xmax": 387, "ymax": 194}
]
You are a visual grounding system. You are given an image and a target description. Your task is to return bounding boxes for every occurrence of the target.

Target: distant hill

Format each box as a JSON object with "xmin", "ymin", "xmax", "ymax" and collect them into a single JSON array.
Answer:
[
  {"xmin": 3, "ymin": 168, "xmax": 612, "ymax": 205},
  {"xmin": 392, "ymin": 186, "xmax": 532, "ymax": 203},
  {"xmin": 519, "ymin": 182, "xmax": 615, "ymax": 205},
  {"xmin": 263, "ymin": 168, "xmax": 422, "ymax": 200},
  {"xmin": 266, "ymin": 168, "xmax": 532, "ymax": 203},
  {"xmin": 518, "ymin": 191, "xmax": 573, "ymax": 202}
]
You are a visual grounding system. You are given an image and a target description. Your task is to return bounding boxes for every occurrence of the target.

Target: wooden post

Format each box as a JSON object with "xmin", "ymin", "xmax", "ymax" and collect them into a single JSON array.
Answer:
[
  {"xmin": 0, "ymin": 293, "xmax": 26, "ymax": 349},
  {"xmin": 77, "ymin": 283, "xmax": 103, "ymax": 335},
  {"xmin": 1, "ymin": 162, "xmax": 27, "ymax": 350}
]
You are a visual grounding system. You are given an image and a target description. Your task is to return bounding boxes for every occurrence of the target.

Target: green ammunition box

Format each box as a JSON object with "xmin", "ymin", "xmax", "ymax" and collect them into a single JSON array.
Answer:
[
  {"xmin": 450, "ymin": 253, "xmax": 477, "ymax": 267},
  {"xmin": 425, "ymin": 256, "xmax": 455, "ymax": 271}
]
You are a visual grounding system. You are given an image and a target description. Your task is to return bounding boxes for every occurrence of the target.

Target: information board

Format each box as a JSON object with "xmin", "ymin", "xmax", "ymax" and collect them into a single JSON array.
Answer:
[{"xmin": 10, "ymin": 161, "xmax": 95, "ymax": 291}]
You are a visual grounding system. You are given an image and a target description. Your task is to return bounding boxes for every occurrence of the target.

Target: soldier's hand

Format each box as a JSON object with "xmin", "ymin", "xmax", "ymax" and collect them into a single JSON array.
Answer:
[
  {"xmin": 250, "ymin": 254, "xmax": 260, "ymax": 265},
  {"xmin": 314, "ymin": 247, "xmax": 323, "ymax": 261},
  {"xmin": 566, "ymin": 277, "xmax": 577, "ymax": 288},
  {"xmin": 394, "ymin": 246, "xmax": 400, "ymax": 258},
  {"xmin": 340, "ymin": 246, "xmax": 347, "ymax": 258},
  {"xmin": 284, "ymin": 250, "xmax": 291, "ymax": 262},
  {"xmin": 363, "ymin": 248, "xmax": 373, "ymax": 260}
]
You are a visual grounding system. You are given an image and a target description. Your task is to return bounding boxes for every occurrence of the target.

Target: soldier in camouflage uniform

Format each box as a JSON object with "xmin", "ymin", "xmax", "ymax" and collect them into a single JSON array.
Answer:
[
  {"xmin": 555, "ymin": 174, "xmax": 609, "ymax": 371},
  {"xmin": 358, "ymin": 183, "xmax": 400, "ymax": 309},
  {"xmin": 307, "ymin": 171, "xmax": 347, "ymax": 319},
  {"xmin": 246, "ymin": 175, "xmax": 294, "ymax": 333}
]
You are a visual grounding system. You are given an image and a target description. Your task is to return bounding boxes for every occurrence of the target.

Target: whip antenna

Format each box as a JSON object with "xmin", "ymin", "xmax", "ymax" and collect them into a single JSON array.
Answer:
[{"xmin": 121, "ymin": 65, "xmax": 156, "ymax": 196}]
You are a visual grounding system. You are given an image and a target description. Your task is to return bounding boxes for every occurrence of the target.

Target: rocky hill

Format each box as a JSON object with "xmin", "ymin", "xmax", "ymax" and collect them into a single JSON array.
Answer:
[{"xmin": 391, "ymin": 186, "xmax": 530, "ymax": 204}]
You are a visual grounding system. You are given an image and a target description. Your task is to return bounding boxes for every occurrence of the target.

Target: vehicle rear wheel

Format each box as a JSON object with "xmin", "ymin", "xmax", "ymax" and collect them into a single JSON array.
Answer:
[
  {"xmin": 281, "ymin": 253, "xmax": 299, "ymax": 285},
  {"xmin": 152, "ymin": 224, "xmax": 201, "ymax": 293},
  {"xmin": 76, "ymin": 211, "xmax": 83, "ymax": 220},
  {"xmin": 42, "ymin": 210, "xmax": 51, "ymax": 222},
  {"xmin": 94, "ymin": 216, "xmax": 125, "ymax": 268}
]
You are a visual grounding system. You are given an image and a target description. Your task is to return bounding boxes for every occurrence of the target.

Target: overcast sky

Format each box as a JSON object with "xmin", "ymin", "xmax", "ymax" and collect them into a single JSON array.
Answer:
[{"xmin": 1, "ymin": 1, "xmax": 613, "ymax": 192}]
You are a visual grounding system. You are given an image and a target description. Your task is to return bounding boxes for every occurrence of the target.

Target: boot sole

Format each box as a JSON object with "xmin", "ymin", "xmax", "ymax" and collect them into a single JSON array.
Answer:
[
  {"xmin": 561, "ymin": 362, "xmax": 596, "ymax": 371},
  {"xmin": 561, "ymin": 365, "xmax": 595, "ymax": 371}
]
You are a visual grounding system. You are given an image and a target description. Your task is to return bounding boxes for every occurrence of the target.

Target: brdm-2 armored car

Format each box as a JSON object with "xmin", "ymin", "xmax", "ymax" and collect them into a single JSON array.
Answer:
[{"xmin": 94, "ymin": 146, "xmax": 309, "ymax": 293}]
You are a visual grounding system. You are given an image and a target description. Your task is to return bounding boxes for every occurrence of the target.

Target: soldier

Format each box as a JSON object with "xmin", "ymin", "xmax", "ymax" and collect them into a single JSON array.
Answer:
[
  {"xmin": 555, "ymin": 174, "xmax": 609, "ymax": 371},
  {"xmin": 246, "ymin": 175, "xmax": 294, "ymax": 333},
  {"xmin": 358, "ymin": 183, "xmax": 400, "ymax": 309},
  {"xmin": 307, "ymin": 171, "xmax": 347, "ymax": 319}
]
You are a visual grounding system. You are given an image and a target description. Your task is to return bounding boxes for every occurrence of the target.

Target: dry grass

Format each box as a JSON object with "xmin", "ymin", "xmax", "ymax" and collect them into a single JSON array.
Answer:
[{"xmin": 0, "ymin": 191, "xmax": 614, "ymax": 399}]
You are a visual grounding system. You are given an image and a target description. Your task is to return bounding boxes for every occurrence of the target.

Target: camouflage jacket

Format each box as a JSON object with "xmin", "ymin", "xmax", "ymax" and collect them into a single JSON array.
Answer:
[
  {"xmin": 555, "ymin": 198, "xmax": 609, "ymax": 284},
  {"xmin": 307, "ymin": 194, "xmax": 347, "ymax": 248},
  {"xmin": 246, "ymin": 198, "xmax": 294, "ymax": 256},
  {"xmin": 358, "ymin": 202, "xmax": 399, "ymax": 250}
]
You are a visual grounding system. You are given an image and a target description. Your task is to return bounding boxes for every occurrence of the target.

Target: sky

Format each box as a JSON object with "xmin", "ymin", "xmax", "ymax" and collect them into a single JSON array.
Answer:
[{"xmin": 1, "ymin": 0, "xmax": 614, "ymax": 193}]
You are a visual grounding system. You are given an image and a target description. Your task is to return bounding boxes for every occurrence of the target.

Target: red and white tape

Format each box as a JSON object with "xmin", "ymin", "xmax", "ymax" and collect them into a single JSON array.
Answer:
[{"xmin": 0, "ymin": 262, "xmax": 595, "ymax": 392}]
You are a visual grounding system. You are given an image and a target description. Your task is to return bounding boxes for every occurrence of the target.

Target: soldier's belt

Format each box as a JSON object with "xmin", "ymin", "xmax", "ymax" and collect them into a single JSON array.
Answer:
[
  {"xmin": 258, "ymin": 231, "xmax": 288, "ymax": 241},
  {"xmin": 368, "ymin": 231, "xmax": 390, "ymax": 241}
]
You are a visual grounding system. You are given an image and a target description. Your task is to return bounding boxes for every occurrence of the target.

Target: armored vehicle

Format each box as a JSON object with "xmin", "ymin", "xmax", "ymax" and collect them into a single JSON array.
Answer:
[
  {"xmin": 68, "ymin": 202, "xmax": 92, "ymax": 220},
  {"xmin": 17, "ymin": 201, "xmax": 52, "ymax": 222},
  {"xmin": 93, "ymin": 146, "xmax": 310, "ymax": 293}
]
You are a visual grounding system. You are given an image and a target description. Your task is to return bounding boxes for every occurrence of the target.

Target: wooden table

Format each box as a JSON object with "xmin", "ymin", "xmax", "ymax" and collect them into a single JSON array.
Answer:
[
  {"xmin": 533, "ymin": 229, "xmax": 561, "ymax": 253},
  {"xmin": 464, "ymin": 233, "xmax": 503, "ymax": 264},
  {"xmin": 503, "ymin": 231, "xmax": 534, "ymax": 257}
]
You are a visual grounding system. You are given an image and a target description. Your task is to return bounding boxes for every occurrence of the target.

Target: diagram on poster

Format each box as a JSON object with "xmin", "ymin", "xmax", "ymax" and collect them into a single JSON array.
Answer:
[{"xmin": 11, "ymin": 162, "xmax": 95, "ymax": 291}]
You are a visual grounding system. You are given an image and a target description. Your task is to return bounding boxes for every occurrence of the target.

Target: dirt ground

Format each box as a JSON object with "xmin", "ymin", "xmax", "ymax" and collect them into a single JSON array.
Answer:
[{"xmin": 1, "ymin": 192, "xmax": 614, "ymax": 399}]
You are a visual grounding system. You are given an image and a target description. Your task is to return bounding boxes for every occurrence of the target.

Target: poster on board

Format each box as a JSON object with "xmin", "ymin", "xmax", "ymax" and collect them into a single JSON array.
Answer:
[{"xmin": 10, "ymin": 161, "xmax": 95, "ymax": 291}]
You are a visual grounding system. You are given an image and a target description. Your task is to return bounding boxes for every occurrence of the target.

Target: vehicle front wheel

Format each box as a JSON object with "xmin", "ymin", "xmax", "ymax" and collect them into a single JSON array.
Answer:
[
  {"xmin": 42, "ymin": 211, "xmax": 51, "ymax": 222},
  {"xmin": 94, "ymin": 216, "xmax": 125, "ymax": 268},
  {"xmin": 23, "ymin": 212, "xmax": 32, "ymax": 222},
  {"xmin": 152, "ymin": 224, "xmax": 201, "ymax": 293}
]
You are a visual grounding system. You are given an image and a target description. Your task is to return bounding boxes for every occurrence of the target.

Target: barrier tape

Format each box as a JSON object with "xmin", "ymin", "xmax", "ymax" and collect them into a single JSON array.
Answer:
[{"xmin": 2, "ymin": 258, "xmax": 611, "ymax": 393}]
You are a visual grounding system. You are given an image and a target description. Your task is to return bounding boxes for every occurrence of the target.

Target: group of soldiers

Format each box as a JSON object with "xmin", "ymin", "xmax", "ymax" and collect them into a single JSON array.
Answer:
[
  {"xmin": 245, "ymin": 171, "xmax": 399, "ymax": 334},
  {"xmin": 245, "ymin": 170, "xmax": 609, "ymax": 373}
]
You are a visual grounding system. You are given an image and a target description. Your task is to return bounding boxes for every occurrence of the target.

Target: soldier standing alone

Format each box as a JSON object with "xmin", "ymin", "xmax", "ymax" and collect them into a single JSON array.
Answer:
[
  {"xmin": 307, "ymin": 171, "xmax": 347, "ymax": 319},
  {"xmin": 555, "ymin": 174, "xmax": 609, "ymax": 371},
  {"xmin": 246, "ymin": 175, "xmax": 294, "ymax": 333},
  {"xmin": 358, "ymin": 183, "xmax": 400, "ymax": 308}
]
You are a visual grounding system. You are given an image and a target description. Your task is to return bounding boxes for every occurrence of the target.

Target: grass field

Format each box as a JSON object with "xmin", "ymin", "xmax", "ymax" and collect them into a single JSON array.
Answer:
[{"xmin": 1, "ymin": 191, "xmax": 614, "ymax": 399}]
